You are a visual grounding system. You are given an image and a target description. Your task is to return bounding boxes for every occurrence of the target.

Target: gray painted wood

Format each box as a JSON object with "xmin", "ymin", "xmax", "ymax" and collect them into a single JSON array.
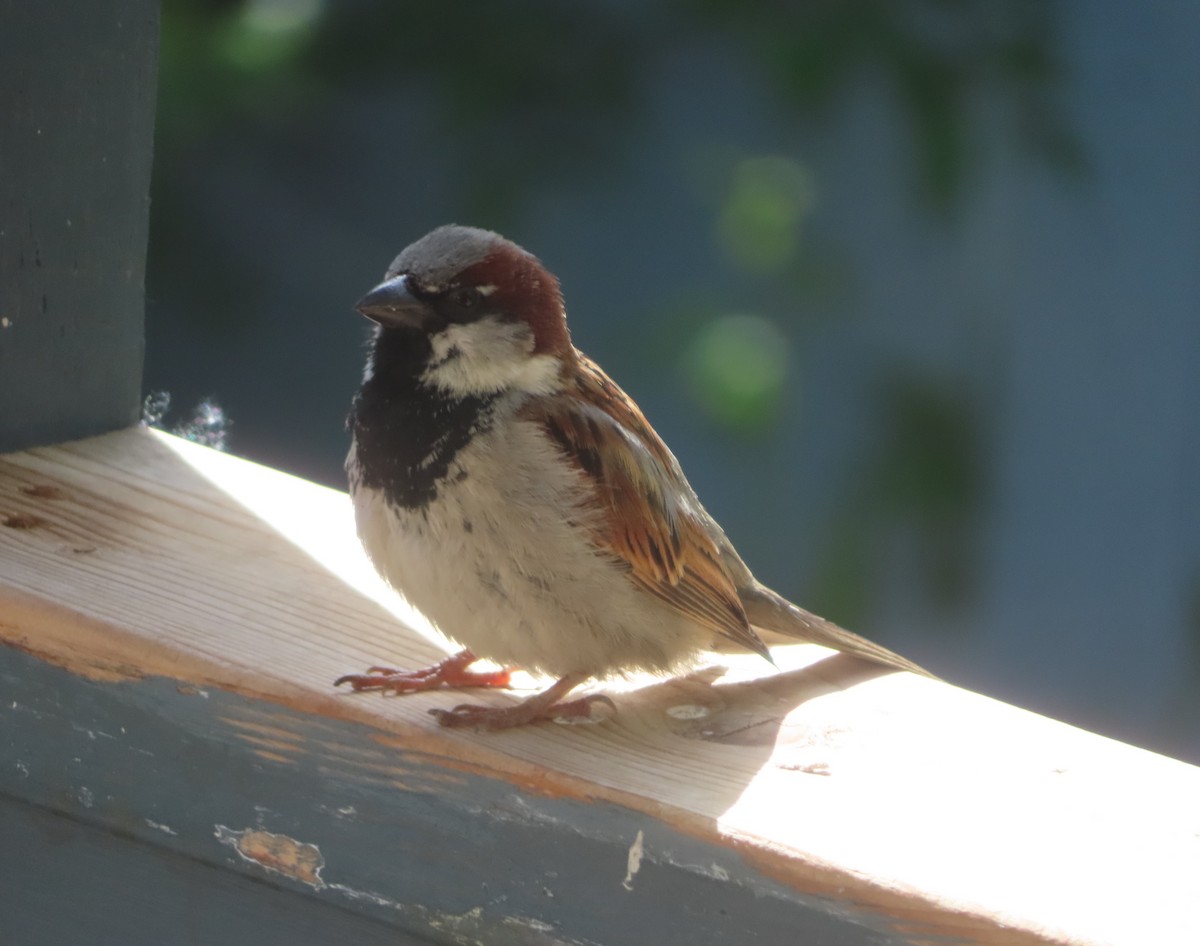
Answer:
[
  {"xmin": 0, "ymin": 797, "xmax": 431, "ymax": 946},
  {"xmin": 0, "ymin": 647, "xmax": 902, "ymax": 945},
  {"xmin": 0, "ymin": 0, "xmax": 157, "ymax": 451}
]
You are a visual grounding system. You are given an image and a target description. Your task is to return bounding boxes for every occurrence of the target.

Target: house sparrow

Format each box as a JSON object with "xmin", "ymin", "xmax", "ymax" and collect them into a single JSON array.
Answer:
[{"xmin": 338, "ymin": 225, "xmax": 930, "ymax": 730}]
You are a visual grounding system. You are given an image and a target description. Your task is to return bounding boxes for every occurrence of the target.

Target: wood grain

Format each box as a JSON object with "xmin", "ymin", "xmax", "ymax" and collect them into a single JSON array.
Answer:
[{"xmin": 2, "ymin": 427, "xmax": 1198, "ymax": 945}]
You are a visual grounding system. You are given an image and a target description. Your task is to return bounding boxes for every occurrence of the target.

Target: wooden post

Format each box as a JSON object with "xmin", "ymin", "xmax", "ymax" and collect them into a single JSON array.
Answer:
[
  {"xmin": 0, "ymin": 1, "xmax": 158, "ymax": 452},
  {"xmin": 2, "ymin": 428, "xmax": 1198, "ymax": 945}
]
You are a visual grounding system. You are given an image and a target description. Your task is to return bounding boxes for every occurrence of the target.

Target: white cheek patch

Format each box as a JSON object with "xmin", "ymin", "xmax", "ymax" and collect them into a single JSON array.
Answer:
[
  {"xmin": 423, "ymin": 318, "xmax": 562, "ymax": 396},
  {"xmin": 360, "ymin": 324, "xmax": 383, "ymax": 383}
]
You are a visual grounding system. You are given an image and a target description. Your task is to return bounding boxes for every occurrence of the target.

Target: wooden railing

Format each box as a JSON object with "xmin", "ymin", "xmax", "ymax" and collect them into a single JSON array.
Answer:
[
  {"xmin": 2, "ymin": 426, "xmax": 1198, "ymax": 945},
  {"xmin": 4, "ymin": 4, "xmax": 1198, "ymax": 942}
]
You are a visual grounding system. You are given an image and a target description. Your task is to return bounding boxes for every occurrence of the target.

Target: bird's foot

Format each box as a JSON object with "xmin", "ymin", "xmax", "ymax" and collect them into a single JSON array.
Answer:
[
  {"xmin": 334, "ymin": 649, "xmax": 512, "ymax": 695},
  {"xmin": 429, "ymin": 671, "xmax": 614, "ymax": 730}
]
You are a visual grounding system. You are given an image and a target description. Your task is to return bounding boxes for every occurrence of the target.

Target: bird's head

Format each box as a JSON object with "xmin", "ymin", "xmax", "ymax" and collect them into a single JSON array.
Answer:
[{"xmin": 357, "ymin": 225, "xmax": 571, "ymax": 397}]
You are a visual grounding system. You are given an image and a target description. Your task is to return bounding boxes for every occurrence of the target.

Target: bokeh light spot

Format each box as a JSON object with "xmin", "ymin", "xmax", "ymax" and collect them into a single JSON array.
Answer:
[
  {"xmin": 683, "ymin": 314, "xmax": 792, "ymax": 434},
  {"xmin": 243, "ymin": 0, "xmax": 324, "ymax": 34},
  {"xmin": 221, "ymin": 0, "xmax": 324, "ymax": 70},
  {"xmin": 716, "ymin": 156, "xmax": 813, "ymax": 274}
]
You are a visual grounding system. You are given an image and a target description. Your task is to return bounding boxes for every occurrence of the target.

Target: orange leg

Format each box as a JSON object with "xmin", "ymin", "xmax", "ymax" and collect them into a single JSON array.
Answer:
[{"xmin": 334, "ymin": 649, "xmax": 512, "ymax": 695}]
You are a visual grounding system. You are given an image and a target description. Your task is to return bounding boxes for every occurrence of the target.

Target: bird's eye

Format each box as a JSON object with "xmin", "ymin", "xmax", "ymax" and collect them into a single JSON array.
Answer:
[{"xmin": 449, "ymin": 287, "xmax": 477, "ymax": 308}]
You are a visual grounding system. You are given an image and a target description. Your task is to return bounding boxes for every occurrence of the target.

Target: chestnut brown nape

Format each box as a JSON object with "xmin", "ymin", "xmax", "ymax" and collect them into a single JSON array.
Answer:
[{"xmin": 458, "ymin": 243, "xmax": 571, "ymax": 356}]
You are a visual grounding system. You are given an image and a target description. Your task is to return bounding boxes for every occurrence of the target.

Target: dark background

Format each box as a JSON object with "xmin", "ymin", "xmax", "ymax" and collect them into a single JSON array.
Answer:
[{"xmin": 144, "ymin": 0, "xmax": 1200, "ymax": 763}]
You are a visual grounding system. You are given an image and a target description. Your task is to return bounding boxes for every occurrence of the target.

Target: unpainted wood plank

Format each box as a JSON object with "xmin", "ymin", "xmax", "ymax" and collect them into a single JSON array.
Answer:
[{"xmin": 2, "ymin": 427, "xmax": 1199, "ymax": 945}]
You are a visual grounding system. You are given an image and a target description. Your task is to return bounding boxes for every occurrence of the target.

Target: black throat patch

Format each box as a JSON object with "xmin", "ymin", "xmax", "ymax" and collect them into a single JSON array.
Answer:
[{"xmin": 349, "ymin": 328, "xmax": 496, "ymax": 509}]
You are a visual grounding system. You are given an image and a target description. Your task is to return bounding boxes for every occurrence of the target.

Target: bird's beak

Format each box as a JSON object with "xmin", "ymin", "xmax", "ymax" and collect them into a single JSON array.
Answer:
[{"xmin": 355, "ymin": 274, "xmax": 430, "ymax": 329}]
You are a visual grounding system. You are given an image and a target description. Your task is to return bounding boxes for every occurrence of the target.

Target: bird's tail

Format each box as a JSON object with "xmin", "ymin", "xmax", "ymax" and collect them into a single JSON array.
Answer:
[{"xmin": 739, "ymin": 582, "xmax": 935, "ymax": 678}]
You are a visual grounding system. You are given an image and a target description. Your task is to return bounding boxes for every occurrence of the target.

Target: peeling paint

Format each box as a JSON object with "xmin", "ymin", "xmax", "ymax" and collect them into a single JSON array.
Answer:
[
  {"xmin": 327, "ymin": 882, "xmax": 406, "ymax": 911},
  {"xmin": 145, "ymin": 819, "xmax": 178, "ymax": 835},
  {"xmin": 503, "ymin": 915, "xmax": 556, "ymax": 933},
  {"xmin": 501, "ymin": 914, "xmax": 589, "ymax": 944},
  {"xmin": 318, "ymin": 804, "xmax": 358, "ymax": 820},
  {"xmin": 214, "ymin": 825, "xmax": 325, "ymax": 888},
  {"xmin": 658, "ymin": 850, "xmax": 732, "ymax": 883},
  {"xmin": 623, "ymin": 829, "xmax": 645, "ymax": 891},
  {"xmin": 707, "ymin": 863, "xmax": 730, "ymax": 882},
  {"xmin": 427, "ymin": 905, "xmax": 489, "ymax": 946},
  {"xmin": 497, "ymin": 794, "xmax": 570, "ymax": 829}
]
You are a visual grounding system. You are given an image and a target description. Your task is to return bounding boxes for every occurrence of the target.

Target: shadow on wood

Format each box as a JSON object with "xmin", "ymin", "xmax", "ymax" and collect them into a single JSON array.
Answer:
[{"xmin": 2, "ymin": 428, "xmax": 1199, "ymax": 945}]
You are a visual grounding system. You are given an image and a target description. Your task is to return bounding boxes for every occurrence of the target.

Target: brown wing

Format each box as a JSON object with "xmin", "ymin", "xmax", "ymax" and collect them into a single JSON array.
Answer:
[{"xmin": 523, "ymin": 355, "xmax": 771, "ymax": 660}]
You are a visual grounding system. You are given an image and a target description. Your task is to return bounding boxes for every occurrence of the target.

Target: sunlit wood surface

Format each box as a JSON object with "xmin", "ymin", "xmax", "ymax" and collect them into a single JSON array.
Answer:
[{"xmin": 2, "ymin": 427, "xmax": 1197, "ymax": 945}]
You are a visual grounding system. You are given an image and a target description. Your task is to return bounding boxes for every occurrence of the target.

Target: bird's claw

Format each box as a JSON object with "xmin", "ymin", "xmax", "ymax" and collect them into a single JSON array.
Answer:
[{"xmin": 334, "ymin": 651, "xmax": 513, "ymax": 695}]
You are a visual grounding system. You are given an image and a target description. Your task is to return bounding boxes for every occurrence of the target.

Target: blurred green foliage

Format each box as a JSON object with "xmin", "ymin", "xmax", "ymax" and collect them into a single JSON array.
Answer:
[
  {"xmin": 685, "ymin": 0, "xmax": 1082, "ymax": 206},
  {"xmin": 156, "ymin": 0, "xmax": 1074, "ymax": 219},
  {"xmin": 156, "ymin": 0, "xmax": 646, "ymax": 214},
  {"xmin": 153, "ymin": 0, "xmax": 1074, "ymax": 622}
]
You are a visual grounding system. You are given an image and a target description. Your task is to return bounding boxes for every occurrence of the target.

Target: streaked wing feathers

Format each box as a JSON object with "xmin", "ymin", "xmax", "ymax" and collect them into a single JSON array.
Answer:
[{"xmin": 524, "ymin": 355, "xmax": 769, "ymax": 659}]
